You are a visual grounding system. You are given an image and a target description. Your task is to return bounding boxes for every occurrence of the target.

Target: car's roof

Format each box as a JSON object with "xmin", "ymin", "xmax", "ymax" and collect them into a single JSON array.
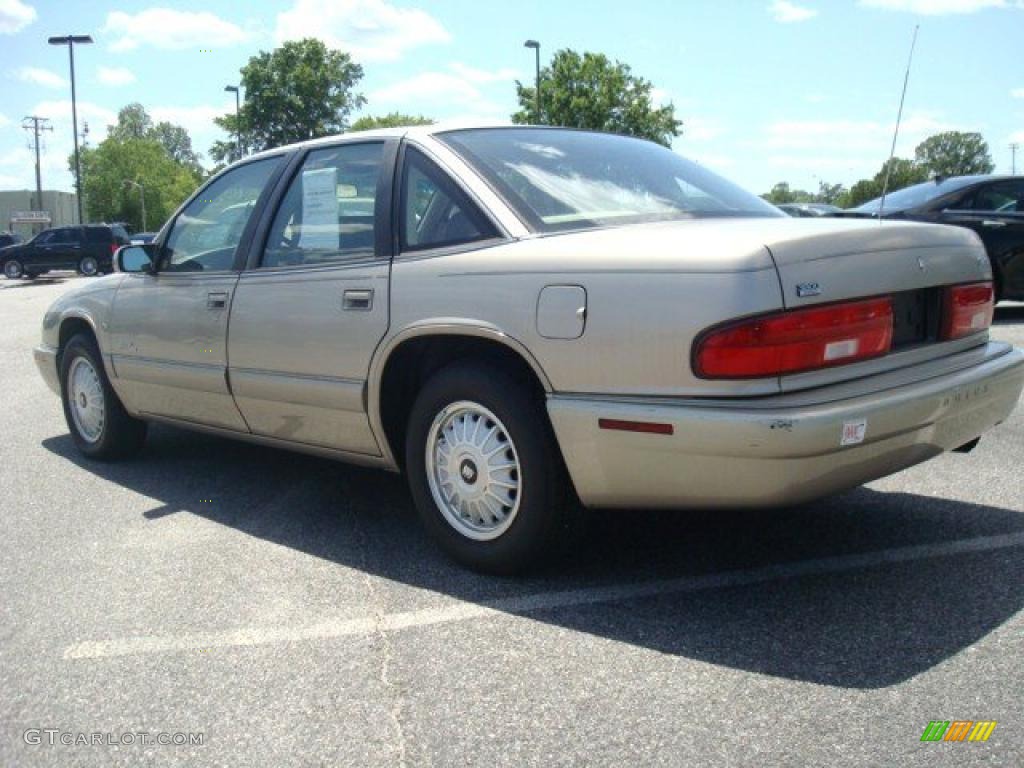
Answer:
[{"xmin": 245, "ymin": 121, "xmax": 525, "ymax": 161}]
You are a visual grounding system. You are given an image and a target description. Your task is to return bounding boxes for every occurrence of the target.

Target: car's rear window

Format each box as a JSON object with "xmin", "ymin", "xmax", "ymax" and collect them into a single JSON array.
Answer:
[{"xmin": 438, "ymin": 127, "xmax": 782, "ymax": 233}]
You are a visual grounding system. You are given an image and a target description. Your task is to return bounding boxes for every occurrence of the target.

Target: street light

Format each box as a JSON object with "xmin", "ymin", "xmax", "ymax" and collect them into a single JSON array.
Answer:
[
  {"xmin": 523, "ymin": 40, "xmax": 541, "ymax": 124},
  {"xmin": 48, "ymin": 34, "xmax": 93, "ymax": 225},
  {"xmin": 123, "ymin": 179, "xmax": 146, "ymax": 232},
  {"xmin": 224, "ymin": 84, "xmax": 241, "ymax": 162}
]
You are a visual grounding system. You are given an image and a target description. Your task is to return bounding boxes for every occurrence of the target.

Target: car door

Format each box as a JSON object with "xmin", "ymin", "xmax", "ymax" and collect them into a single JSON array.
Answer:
[
  {"xmin": 226, "ymin": 139, "xmax": 397, "ymax": 455},
  {"xmin": 36, "ymin": 227, "xmax": 82, "ymax": 269},
  {"xmin": 939, "ymin": 179, "xmax": 1024, "ymax": 299},
  {"xmin": 107, "ymin": 155, "xmax": 286, "ymax": 429}
]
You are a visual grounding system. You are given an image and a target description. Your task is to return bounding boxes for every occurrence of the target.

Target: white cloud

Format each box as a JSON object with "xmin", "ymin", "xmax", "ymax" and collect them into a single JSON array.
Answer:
[
  {"xmin": 1012, "ymin": 88, "xmax": 1024, "ymax": 98},
  {"xmin": 102, "ymin": 9, "xmax": 250, "ymax": 52},
  {"xmin": 13, "ymin": 66, "xmax": 66, "ymax": 89},
  {"xmin": 96, "ymin": 66, "xmax": 136, "ymax": 86},
  {"xmin": 759, "ymin": 112, "xmax": 964, "ymax": 155},
  {"xmin": 0, "ymin": 112, "xmax": 10, "ymax": 127},
  {"xmin": 275, "ymin": 0, "xmax": 450, "ymax": 63},
  {"xmin": 448, "ymin": 62, "xmax": 519, "ymax": 84},
  {"xmin": 859, "ymin": 0, "xmax": 1007, "ymax": 14},
  {"xmin": 0, "ymin": 0, "xmax": 35, "ymax": 34},
  {"xmin": 371, "ymin": 72, "xmax": 504, "ymax": 116},
  {"xmin": 769, "ymin": 1, "xmax": 818, "ymax": 22},
  {"xmin": 681, "ymin": 117, "xmax": 723, "ymax": 142}
]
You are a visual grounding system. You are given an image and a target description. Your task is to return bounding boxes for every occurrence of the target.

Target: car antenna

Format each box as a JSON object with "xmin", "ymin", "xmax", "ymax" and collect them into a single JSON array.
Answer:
[{"xmin": 878, "ymin": 24, "xmax": 920, "ymax": 221}]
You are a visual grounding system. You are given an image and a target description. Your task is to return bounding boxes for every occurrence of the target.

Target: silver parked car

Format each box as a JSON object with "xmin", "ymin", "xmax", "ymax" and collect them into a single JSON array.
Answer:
[{"xmin": 34, "ymin": 126, "xmax": 1024, "ymax": 573}]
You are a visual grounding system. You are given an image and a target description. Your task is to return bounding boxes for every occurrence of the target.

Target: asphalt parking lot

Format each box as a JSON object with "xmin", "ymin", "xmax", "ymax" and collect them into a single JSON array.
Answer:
[{"xmin": 1, "ymin": 275, "xmax": 1022, "ymax": 767}]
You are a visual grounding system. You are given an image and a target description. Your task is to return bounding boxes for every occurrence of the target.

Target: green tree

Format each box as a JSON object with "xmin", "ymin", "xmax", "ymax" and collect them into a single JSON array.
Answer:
[
  {"xmin": 78, "ymin": 138, "xmax": 202, "ymax": 231},
  {"xmin": 816, "ymin": 181, "xmax": 847, "ymax": 205},
  {"xmin": 512, "ymin": 49, "xmax": 681, "ymax": 147},
  {"xmin": 843, "ymin": 157, "xmax": 929, "ymax": 208},
  {"xmin": 212, "ymin": 38, "xmax": 366, "ymax": 164},
  {"xmin": 106, "ymin": 103, "xmax": 202, "ymax": 170},
  {"xmin": 350, "ymin": 112, "xmax": 433, "ymax": 131},
  {"xmin": 150, "ymin": 121, "xmax": 202, "ymax": 170},
  {"xmin": 107, "ymin": 103, "xmax": 153, "ymax": 141},
  {"xmin": 762, "ymin": 182, "xmax": 814, "ymax": 204},
  {"xmin": 914, "ymin": 131, "xmax": 994, "ymax": 177}
]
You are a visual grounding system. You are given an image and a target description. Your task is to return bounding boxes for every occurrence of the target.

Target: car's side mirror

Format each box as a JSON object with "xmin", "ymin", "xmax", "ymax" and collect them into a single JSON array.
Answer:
[{"xmin": 115, "ymin": 244, "xmax": 156, "ymax": 274}]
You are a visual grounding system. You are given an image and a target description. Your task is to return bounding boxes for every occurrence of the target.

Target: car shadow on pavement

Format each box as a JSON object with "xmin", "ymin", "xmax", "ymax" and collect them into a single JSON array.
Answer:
[
  {"xmin": 0, "ymin": 277, "xmax": 67, "ymax": 290},
  {"xmin": 43, "ymin": 425, "xmax": 1024, "ymax": 689}
]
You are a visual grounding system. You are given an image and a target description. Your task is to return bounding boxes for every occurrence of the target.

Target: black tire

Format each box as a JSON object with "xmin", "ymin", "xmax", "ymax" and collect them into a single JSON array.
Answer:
[
  {"xmin": 405, "ymin": 360, "xmax": 567, "ymax": 575},
  {"xmin": 3, "ymin": 259, "xmax": 24, "ymax": 279},
  {"xmin": 60, "ymin": 333, "xmax": 147, "ymax": 459},
  {"xmin": 78, "ymin": 256, "xmax": 99, "ymax": 276},
  {"xmin": 24, "ymin": 272, "xmax": 39, "ymax": 280}
]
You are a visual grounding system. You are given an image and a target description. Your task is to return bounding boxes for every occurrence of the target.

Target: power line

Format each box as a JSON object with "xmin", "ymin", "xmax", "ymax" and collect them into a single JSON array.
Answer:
[{"xmin": 22, "ymin": 116, "xmax": 53, "ymax": 214}]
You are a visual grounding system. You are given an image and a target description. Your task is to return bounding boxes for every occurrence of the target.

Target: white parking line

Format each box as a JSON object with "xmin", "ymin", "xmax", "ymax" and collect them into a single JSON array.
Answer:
[{"xmin": 64, "ymin": 531, "xmax": 1024, "ymax": 660}]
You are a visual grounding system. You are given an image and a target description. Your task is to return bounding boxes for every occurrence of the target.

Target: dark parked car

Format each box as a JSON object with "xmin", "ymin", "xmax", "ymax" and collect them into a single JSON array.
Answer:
[
  {"xmin": 835, "ymin": 175, "xmax": 1024, "ymax": 302},
  {"xmin": 777, "ymin": 203, "xmax": 843, "ymax": 217},
  {"xmin": 0, "ymin": 231, "xmax": 22, "ymax": 249},
  {"xmin": 1, "ymin": 224, "xmax": 129, "ymax": 280}
]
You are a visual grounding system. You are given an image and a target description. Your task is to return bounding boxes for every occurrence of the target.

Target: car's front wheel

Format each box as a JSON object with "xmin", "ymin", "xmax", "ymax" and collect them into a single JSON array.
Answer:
[
  {"xmin": 405, "ymin": 361, "xmax": 567, "ymax": 574},
  {"xmin": 78, "ymin": 256, "xmax": 99, "ymax": 277},
  {"xmin": 60, "ymin": 333, "xmax": 147, "ymax": 459},
  {"xmin": 3, "ymin": 259, "xmax": 24, "ymax": 279}
]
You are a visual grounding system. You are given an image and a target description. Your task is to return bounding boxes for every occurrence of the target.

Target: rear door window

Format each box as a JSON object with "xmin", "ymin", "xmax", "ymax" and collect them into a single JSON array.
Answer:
[{"xmin": 261, "ymin": 142, "xmax": 385, "ymax": 269}]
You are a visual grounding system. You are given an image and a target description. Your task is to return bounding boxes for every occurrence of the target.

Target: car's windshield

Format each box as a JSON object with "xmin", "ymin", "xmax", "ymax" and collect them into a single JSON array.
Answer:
[
  {"xmin": 438, "ymin": 128, "xmax": 782, "ymax": 233},
  {"xmin": 855, "ymin": 176, "xmax": 981, "ymax": 214}
]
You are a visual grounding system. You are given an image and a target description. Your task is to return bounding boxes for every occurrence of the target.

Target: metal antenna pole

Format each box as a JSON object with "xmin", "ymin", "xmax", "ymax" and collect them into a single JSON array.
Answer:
[{"xmin": 878, "ymin": 24, "xmax": 919, "ymax": 220}]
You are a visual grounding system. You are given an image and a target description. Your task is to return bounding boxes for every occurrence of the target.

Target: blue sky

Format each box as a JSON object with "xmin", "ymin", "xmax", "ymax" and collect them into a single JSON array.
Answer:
[{"xmin": 1, "ymin": 0, "xmax": 1022, "ymax": 196}]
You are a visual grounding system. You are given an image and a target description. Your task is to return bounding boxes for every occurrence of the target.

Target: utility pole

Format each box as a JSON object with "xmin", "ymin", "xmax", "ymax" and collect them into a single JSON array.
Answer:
[
  {"xmin": 1011, "ymin": 143, "xmax": 1019, "ymax": 176},
  {"xmin": 22, "ymin": 116, "xmax": 53, "ymax": 213}
]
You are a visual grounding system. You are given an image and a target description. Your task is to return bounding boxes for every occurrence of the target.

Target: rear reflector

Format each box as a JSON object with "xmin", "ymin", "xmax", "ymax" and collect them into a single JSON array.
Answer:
[
  {"xmin": 942, "ymin": 282, "xmax": 993, "ymax": 341},
  {"xmin": 598, "ymin": 418, "xmax": 674, "ymax": 435},
  {"xmin": 695, "ymin": 297, "xmax": 894, "ymax": 379}
]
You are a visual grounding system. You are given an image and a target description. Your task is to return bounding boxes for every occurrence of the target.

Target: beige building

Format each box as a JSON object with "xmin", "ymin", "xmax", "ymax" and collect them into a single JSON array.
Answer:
[{"xmin": 0, "ymin": 190, "xmax": 79, "ymax": 238}]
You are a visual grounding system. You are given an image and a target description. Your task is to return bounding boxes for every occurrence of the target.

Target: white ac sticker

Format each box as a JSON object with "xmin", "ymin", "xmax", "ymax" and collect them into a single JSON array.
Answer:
[{"xmin": 841, "ymin": 419, "xmax": 867, "ymax": 446}]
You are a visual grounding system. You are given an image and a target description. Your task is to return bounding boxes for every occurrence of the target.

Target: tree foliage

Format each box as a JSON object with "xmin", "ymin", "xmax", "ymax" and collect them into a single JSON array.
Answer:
[
  {"xmin": 78, "ymin": 108, "xmax": 204, "ymax": 231},
  {"xmin": 212, "ymin": 38, "xmax": 366, "ymax": 164},
  {"xmin": 106, "ymin": 103, "xmax": 202, "ymax": 171},
  {"xmin": 350, "ymin": 112, "xmax": 433, "ymax": 132},
  {"xmin": 841, "ymin": 157, "xmax": 930, "ymax": 208},
  {"xmin": 914, "ymin": 131, "xmax": 994, "ymax": 177},
  {"xmin": 512, "ymin": 49, "xmax": 681, "ymax": 147}
]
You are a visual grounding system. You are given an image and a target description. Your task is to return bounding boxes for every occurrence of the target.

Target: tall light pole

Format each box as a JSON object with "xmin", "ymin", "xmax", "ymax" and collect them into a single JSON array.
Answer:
[
  {"xmin": 48, "ymin": 34, "xmax": 93, "ymax": 225},
  {"xmin": 123, "ymin": 180, "xmax": 146, "ymax": 232},
  {"xmin": 523, "ymin": 40, "xmax": 541, "ymax": 124},
  {"xmin": 224, "ymin": 84, "xmax": 241, "ymax": 162},
  {"xmin": 1012, "ymin": 143, "xmax": 1019, "ymax": 176}
]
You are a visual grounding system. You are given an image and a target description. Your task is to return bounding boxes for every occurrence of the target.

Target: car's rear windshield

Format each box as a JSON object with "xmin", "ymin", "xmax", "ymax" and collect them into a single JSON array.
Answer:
[
  {"xmin": 437, "ymin": 128, "xmax": 782, "ymax": 233},
  {"xmin": 854, "ymin": 176, "xmax": 982, "ymax": 214}
]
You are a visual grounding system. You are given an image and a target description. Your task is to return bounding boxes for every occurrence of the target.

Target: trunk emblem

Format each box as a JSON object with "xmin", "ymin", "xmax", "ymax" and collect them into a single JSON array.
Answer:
[{"xmin": 796, "ymin": 282, "xmax": 821, "ymax": 298}]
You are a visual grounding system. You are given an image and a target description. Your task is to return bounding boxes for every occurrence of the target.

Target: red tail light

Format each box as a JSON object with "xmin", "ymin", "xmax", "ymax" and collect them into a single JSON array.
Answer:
[
  {"xmin": 110, "ymin": 243, "xmax": 119, "ymax": 255},
  {"xmin": 695, "ymin": 297, "xmax": 894, "ymax": 379},
  {"xmin": 941, "ymin": 282, "xmax": 993, "ymax": 341}
]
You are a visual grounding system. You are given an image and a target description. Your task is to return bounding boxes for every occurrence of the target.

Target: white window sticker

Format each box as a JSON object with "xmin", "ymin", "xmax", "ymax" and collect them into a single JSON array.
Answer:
[
  {"xmin": 841, "ymin": 419, "xmax": 867, "ymax": 446},
  {"xmin": 298, "ymin": 167, "xmax": 339, "ymax": 251}
]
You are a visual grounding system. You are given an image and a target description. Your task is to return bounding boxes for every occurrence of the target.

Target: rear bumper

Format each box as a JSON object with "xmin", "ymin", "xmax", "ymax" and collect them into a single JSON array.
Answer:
[
  {"xmin": 34, "ymin": 344, "xmax": 60, "ymax": 396},
  {"xmin": 547, "ymin": 342, "xmax": 1024, "ymax": 509}
]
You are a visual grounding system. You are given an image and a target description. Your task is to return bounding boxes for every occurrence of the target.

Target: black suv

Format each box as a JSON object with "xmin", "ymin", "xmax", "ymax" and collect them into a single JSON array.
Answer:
[
  {"xmin": 0, "ymin": 231, "xmax": 22, "ymax": 249},
  {"xmin": 835, "ymin": 175, "xmax": 1024, "ymax": 302},
  {"xmin": 1, "ymin": 224, "xmax": 129, "ymax": 280}
]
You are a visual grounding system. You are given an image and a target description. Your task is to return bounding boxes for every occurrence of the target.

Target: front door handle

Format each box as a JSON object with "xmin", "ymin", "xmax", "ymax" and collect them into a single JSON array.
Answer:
[
  {"xmin": 207, "ymin": 291, "xmax": 228, "ymax": 309},
  {"xmin": 982, "ymin": 220, "xmax": 1007, "ymax": 228},
  {"xmin": 342, "ymin": 289, "xmax": 373, "ymax": 311}
]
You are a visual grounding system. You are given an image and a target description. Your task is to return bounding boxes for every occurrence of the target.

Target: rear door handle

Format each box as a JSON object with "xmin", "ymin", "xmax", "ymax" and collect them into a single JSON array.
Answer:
[
  {"xmin": 982, "ymin": 220, "xmax": 1007, "ymax": 228},
  {"xmin": 207, "ymin": 291, "xmax": 228, "ymax": 309},
  {"xmin": 342, "ymin": 289, "xmax": 373, "ymax": 311}
]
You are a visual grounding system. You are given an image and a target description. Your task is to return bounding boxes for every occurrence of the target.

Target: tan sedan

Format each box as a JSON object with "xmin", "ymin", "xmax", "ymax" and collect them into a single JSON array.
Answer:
[{"xmin": 34, "ymin": 125, "xmax": 1024, "ymax": 573}]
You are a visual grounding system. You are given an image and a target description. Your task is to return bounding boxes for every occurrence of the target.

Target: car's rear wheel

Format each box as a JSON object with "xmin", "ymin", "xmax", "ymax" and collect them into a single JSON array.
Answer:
[
  {"xmin": 23, "ymin": 271, "xmax": 39, "ymax": 280},
  {"xmin": 60, "ymin": 333, "xmax": 147, "ymax": 459},
  {"xmin": 405, "ymin": 361, "xmax": 566, "ymax": 574},
  {"xmin": 78, "ymin": 256, "xmax": 99, "ymax": 276},
  {"xmin": 3, "ymin": 259, "xmax": 24, "ymax": 279}
]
